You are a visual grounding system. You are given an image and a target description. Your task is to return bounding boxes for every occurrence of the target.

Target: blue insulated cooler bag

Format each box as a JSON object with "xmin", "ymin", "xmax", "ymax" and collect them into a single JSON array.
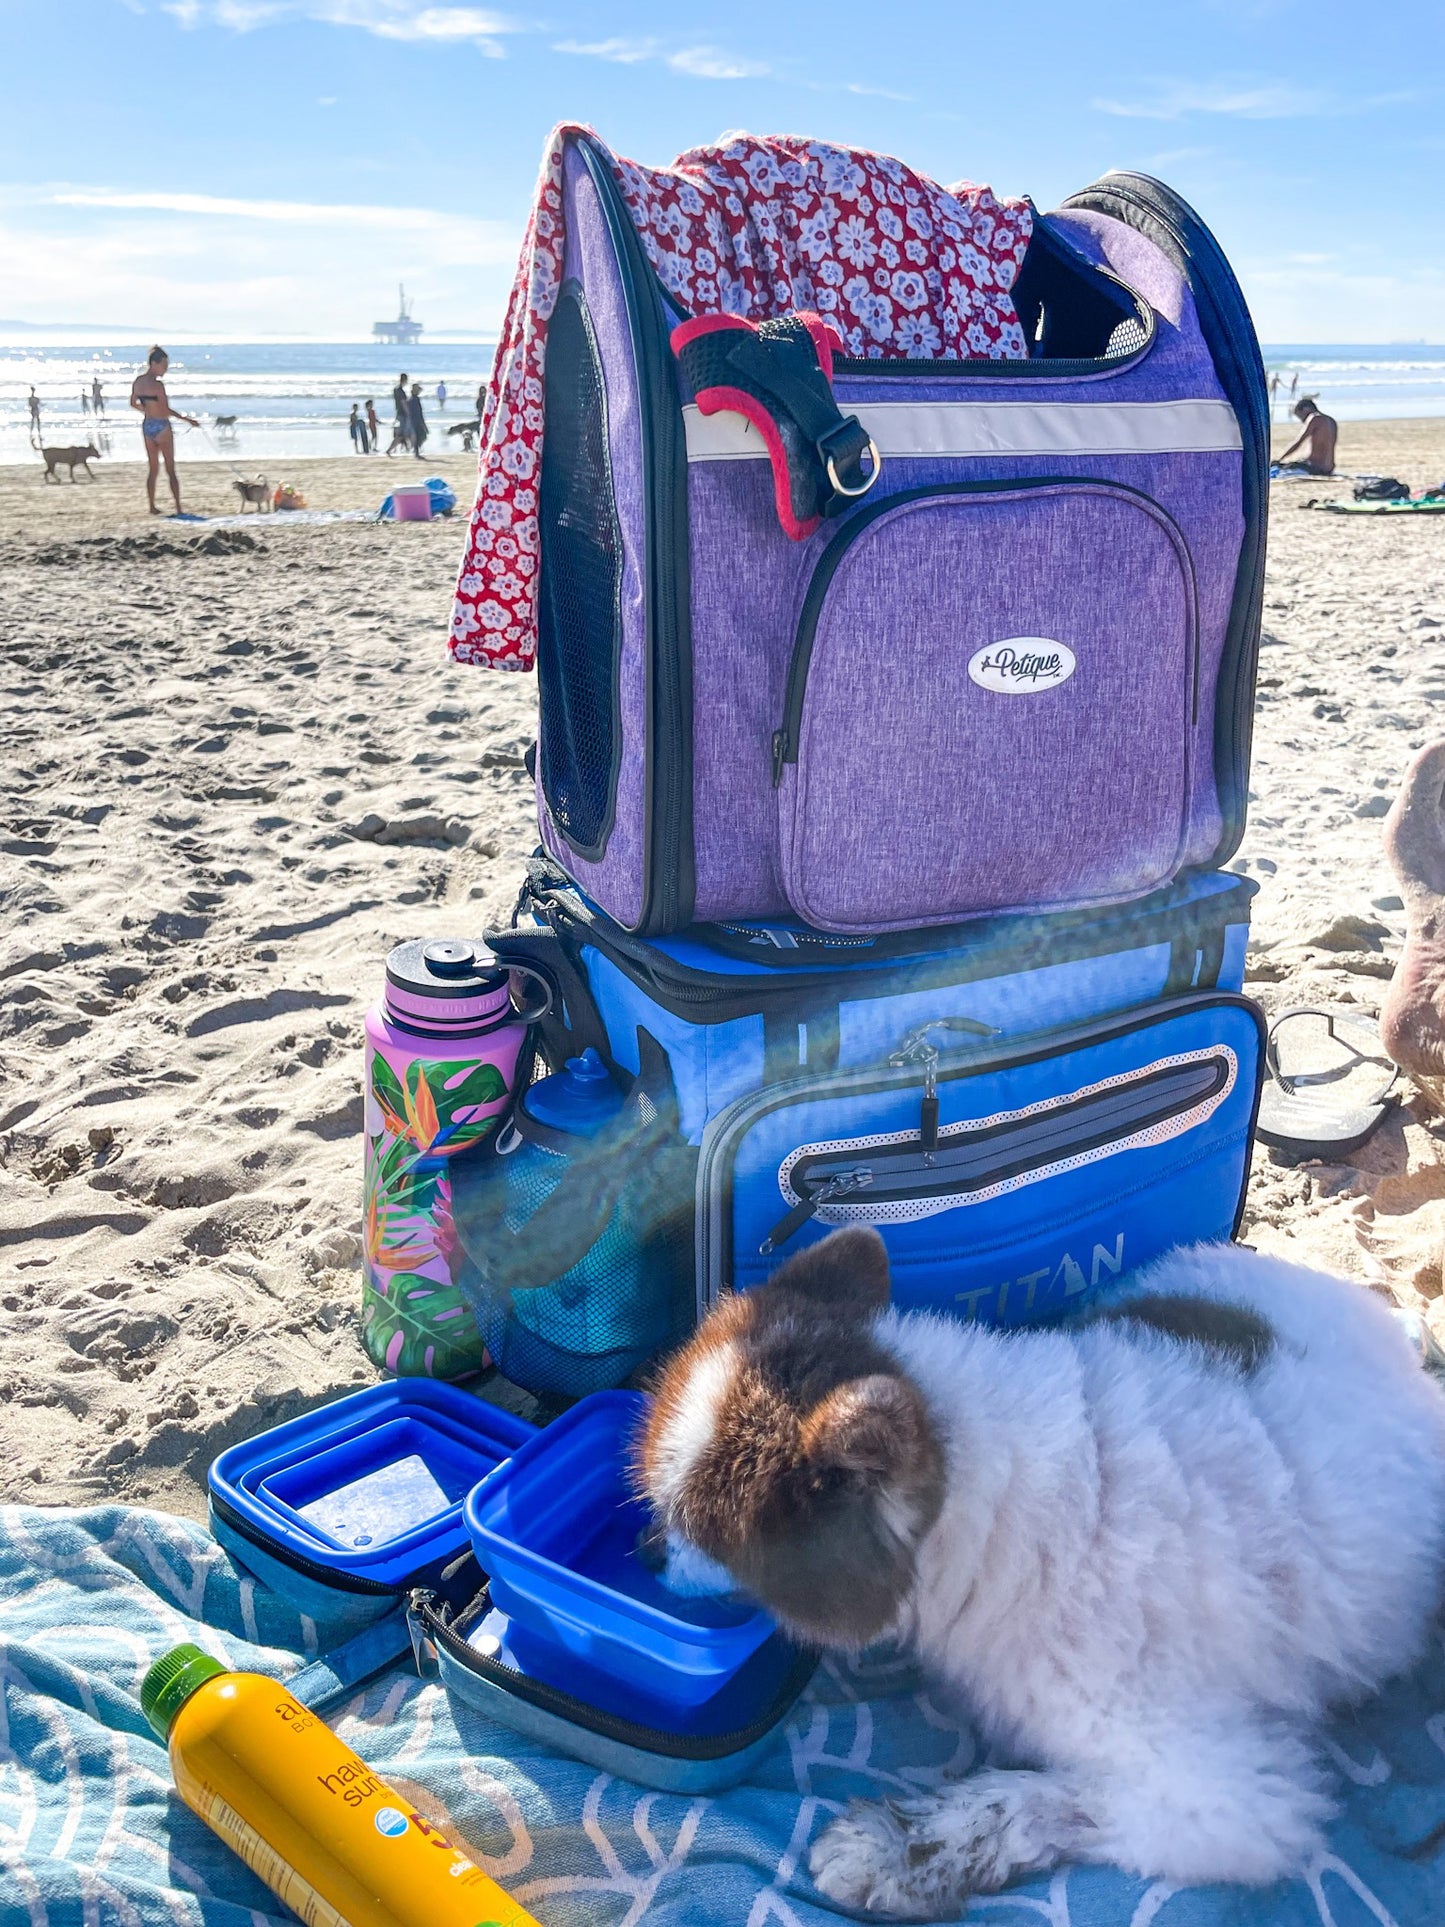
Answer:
[{"xmin": 489, "ymin": 861, "xmax": 1264, "ymax": 1330}]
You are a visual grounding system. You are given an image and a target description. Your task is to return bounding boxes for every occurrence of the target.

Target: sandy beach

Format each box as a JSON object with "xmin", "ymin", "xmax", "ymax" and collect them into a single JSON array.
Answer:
[{"xmin": 3, "ymin": 421, "xmax": 1445, "ymax": 1522}]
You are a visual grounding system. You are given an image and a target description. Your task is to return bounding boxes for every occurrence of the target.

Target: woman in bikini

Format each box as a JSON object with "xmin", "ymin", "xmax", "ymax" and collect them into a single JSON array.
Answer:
[{"xmin": 129, "ymin": 345, "xmax": 199, "ymax": 514}]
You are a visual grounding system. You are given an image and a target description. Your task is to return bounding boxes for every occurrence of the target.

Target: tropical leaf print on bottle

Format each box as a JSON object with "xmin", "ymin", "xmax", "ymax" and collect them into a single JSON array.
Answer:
[{"xmin": 361, "ymin": 1048, "xmax": 508, "ymax": 1377}]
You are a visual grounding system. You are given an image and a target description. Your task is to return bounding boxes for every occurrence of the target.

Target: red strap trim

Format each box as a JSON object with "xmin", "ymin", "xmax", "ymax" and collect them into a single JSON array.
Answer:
[
  {"xmin": 669, "ymin": 313, "xmax": 756, "ymax": 352},
  {"xmin": 692, "ymin": 381, "xmax": 820, "ymax": 541}
]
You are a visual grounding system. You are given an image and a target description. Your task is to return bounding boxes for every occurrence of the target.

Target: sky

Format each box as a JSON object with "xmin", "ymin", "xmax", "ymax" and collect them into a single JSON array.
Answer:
[{"xmin": 0, "ymin": 0, "xmax": 1441, "ymax": 343}]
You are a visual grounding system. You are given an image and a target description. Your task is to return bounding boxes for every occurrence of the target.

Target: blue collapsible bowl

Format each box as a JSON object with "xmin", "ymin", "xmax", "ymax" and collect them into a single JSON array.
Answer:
[
  {"xmin": 210, "ymin": 1381, "xmax": 536, "ymax": 1612},
  {"xmin": 464, "ymin": 1389, "xmax": 775, "ymax": 1717}
]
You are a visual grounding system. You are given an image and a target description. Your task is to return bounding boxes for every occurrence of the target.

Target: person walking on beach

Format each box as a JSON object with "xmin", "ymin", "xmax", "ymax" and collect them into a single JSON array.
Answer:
[
  {"xmin": 27, "ymin": 388, "xmax": 41, "ymax": 438},
  {"xmin": 129, "ymin": 345, "xmax": 199, "ymax": 515},
  {"xmin": 349, "ymin": 402, "xmax": 369, "ymax": 454},
  {"xmin": 1276, "ymin": 396, "xmax": 1338, "ymax": 477},
  {"xmin": 365, "ymin": 397, "xmax": 380, "ymax": 453},
  {"xmin": 473, "ymin": 382, "xmax": 485, "ymax": 420},
  {"xmin": 387, "ymin": 372, "xmax": 411, "ymax": 455},
  {"xmin": 92, "ymin": 376, "xmax": 105, "ymax": 416},
  {"xmin": 436, "ymin": 379, "xmax": 447, "ymax": 413},
  {"xmin": 80, "ymin": 388, "xmax": 90, "ymax": 416},
  {"xmin": 408, "ymin": 380, "xmax": 428, "ymax": 459}
]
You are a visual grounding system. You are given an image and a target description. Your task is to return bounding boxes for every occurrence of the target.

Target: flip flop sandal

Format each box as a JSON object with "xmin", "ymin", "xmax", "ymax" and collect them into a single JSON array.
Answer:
[{"xmin": 1255, "ymin": 1007, "xmax": 1399, "ymax": 1158}]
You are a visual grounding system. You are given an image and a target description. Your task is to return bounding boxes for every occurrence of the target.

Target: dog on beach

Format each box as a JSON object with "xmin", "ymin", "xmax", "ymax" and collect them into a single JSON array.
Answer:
[
  {"xmin": 41, "ymin": 443, "xmax": 100, "ymax": 482},
  {"xmin": 639, "ymin": 1229, "xmax": 1445, "ymax": 1912},
  {"xmin": 231, "ymin": 476, "xmax": 270, "ymax": 512}
]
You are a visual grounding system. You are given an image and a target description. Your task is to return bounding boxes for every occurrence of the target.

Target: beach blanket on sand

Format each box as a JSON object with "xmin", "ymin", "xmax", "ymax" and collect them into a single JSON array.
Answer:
[
  {"xmin": 4, "ymin": 1505, "xmax": 1445, "ymax": 1926},
  {"xmin": 449, "ymin": 126, "xmax": 1032, "ymax": 671}
]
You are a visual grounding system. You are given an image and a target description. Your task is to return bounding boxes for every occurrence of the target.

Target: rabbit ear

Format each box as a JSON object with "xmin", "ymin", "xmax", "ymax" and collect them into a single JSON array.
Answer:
[{"xmin": 766, "ymin": 1226, "xmax": 891, "ymax": 1313}]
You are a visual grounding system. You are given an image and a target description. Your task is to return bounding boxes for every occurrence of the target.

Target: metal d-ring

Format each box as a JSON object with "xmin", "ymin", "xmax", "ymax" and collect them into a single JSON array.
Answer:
[{"xmin": 826, "ymin": 437, "xmax": 882, "ymax": 499}]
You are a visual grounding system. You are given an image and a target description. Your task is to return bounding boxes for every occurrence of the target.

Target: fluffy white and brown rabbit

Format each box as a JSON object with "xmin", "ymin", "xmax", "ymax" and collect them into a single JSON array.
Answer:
[{"xmin": 637, "ymin": 1229, "xmax": 1445, "ymax": 1916}]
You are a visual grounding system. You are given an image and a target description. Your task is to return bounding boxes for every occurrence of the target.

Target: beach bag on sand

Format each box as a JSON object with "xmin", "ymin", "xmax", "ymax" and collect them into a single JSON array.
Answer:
[
  {"xmin": 489, "ymin": 861, "xmax": 1263, "ymax": 1332},
  {"xmin": 505, "ymin": 134, "xmax": 1268, "ymax": 937}
]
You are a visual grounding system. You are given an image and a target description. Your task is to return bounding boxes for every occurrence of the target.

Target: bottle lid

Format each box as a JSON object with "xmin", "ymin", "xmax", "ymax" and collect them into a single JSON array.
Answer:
[
  {"xmin": 385, "ymin": 938, "xmax": 509, "ymax": 1000},
  {"xmin": 141, "ymin": 1643, "xmax": 229, "ymax": 1740},
  {"xmin": 521, "ymin": 1047, "xmax": 624, "ymax": 1135}
]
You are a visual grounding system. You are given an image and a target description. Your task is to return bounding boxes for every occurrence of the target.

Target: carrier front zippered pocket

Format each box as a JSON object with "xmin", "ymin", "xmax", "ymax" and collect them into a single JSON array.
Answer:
[
  {"xmin": 772, "ymin": 478, "xmax": 1200, "ymax": 935},
  {"xmin": 697, "ymin": 993, "xmax": 1264, "ymax": 1320}
]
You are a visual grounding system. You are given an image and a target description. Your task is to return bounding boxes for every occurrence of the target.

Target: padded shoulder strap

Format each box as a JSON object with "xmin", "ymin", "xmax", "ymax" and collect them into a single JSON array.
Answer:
[{"xmin": 672, "ymin": 312, "xmax": 880, "ymax": 538}]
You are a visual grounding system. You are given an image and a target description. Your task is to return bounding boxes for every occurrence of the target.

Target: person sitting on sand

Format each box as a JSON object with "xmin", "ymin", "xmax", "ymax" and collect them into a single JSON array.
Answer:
[
  {"xmin": 129, "ymin": 345, "xmax": 199, "ymax": 515},
  {"xmin": 1275, "ymin": 396, "xmax": 1337, "ymax": 477}
]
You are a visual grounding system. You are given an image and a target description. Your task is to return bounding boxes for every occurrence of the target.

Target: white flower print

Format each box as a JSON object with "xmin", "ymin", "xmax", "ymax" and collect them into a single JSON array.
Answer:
[
  {"xmin": 835, "ymin": 215, "xmax": 876, "ymax": 268},
  {"xmin": 895, "ymin": 314, "xmax": 941, "ymax": 355},
  {"xmin": 450, "ymin": 124, "xmax": 1033, "ymax": 669},
  {"xmin": 499, "ymin": 440, "xmax": 536, "ymax": 481},
  {"xmin": 890, "ymin": 269, "xmax": 928, "ymax": 311}
]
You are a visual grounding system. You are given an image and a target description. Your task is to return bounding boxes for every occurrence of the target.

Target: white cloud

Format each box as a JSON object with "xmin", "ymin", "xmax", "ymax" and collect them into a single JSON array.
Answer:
[
  {"xmin": 163, "ymin": 0, "xmax": 518, "ymax": 52},
  {"xmin": 667, "ymin": 46, "xmax": 768, "ymax": 80},
  {"xmin": 553, "ymin": 36, "xmax": 658, "ymax": 64},
  {"xmin": 0, "ymin": 184, "xmax": 520, "ymax": 334},
  {"xmin": 1093, "ymin": 81, "xmax": 1332, "ymax": 121},
  {"xmin": 50, "ymin": 188, "xmax": 476, "ymax": 228},
  {"xmin": 555, "ymin": 35, "xmax": 769, "ymax": 80}
]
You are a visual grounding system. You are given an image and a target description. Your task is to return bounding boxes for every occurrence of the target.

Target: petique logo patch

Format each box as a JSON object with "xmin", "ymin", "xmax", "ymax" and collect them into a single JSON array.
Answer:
[{"xmin": 967, "ymin": 638, "xmax": 1076, "ymax": 694}]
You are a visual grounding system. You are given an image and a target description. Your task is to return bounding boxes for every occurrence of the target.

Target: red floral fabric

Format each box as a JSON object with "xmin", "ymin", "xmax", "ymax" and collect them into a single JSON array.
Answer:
[{"xmin": 450, "ymin": 125, "xmax": 1033, "ymax": 670}]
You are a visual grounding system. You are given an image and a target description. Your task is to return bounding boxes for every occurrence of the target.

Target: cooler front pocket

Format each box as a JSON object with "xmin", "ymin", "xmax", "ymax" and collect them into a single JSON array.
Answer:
[
  {"xmin": 697, "ymin": 994, "xmax": 1263, "ymax": 1323},
  {"xmin": 773, "ymin": 481, "xmax": 1198, "ymax": 934}
]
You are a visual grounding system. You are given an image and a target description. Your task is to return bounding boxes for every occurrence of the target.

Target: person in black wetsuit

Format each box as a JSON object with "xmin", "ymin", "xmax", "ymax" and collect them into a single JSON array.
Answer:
[{"xmin": 408, "ymin": 381, "xmax": 428, "ymax": 459}]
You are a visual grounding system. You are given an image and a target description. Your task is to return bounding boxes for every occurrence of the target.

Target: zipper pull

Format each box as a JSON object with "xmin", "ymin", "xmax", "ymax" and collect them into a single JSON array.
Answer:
[
  {"xmin": 771, "ymin": 729, "xmax": 789, "ymax": 788},
  {"xmin": 920, "ymin": 1059, "xmax": 939, "ymax": 1165},
  {"xmin": 761, "ymin": 1166, "xmax": 873, "ymax": 1256},
  {"xmin": 407, "ymin": 1589, "xmax": 440, "ymax": 1678}
]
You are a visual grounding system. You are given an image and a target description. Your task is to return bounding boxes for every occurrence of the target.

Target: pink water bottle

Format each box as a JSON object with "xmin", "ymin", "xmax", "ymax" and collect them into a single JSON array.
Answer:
[{"xmin": 361, "ymin": 939, "xmax": 546, "ymax": 1380}]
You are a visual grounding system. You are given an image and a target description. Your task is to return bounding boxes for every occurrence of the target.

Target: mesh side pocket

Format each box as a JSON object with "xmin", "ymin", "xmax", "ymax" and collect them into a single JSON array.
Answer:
[{"xmin": 537, "ymin": 279, "xmax": 623, "ymax": 859}]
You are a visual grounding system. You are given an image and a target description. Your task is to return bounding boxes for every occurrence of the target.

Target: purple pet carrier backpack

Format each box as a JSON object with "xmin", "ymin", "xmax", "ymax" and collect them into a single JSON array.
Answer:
[{"xmin": 532, "ymin": 133, "xmax": 1268, "ymax": 937}]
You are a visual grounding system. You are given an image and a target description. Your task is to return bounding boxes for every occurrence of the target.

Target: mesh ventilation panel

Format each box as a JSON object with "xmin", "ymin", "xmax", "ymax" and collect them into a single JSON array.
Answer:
[{"xmin": 537, "ymin": 281, "xmax": 623, "ymax": 858}]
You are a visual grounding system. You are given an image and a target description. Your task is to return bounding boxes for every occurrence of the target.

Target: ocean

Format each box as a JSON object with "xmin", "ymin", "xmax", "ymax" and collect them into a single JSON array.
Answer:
[
  {"xmin": 3, "ymin": 338, "xmax": 1444, "ymax": 467},
  {"xmin": 0, "ymin": 341, "xmax": 498, "ymax": 468}
]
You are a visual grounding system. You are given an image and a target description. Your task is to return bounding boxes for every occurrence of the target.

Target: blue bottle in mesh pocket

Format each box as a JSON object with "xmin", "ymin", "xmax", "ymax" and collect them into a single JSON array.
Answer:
[{"xmin": 459, "ymin": 1050, "xmax": 686, "ymax": 1399}]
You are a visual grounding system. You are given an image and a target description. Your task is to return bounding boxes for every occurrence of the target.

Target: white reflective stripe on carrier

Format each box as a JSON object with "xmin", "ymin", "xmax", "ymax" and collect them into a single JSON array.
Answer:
[{"xmin": 682, "ymin": 397, "xmax": 1243, "ymax": 462}]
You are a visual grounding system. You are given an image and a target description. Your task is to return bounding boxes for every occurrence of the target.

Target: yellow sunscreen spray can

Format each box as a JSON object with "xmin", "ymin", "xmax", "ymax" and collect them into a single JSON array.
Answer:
[{"xmin": 142, "ymin": 1642, "xmax": 542, "ymax": 1927}]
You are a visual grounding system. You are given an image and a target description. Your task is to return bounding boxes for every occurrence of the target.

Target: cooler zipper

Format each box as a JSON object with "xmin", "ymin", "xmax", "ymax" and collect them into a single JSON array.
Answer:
[
  {"xmin": 516, "ymin": 874, "xmax": 1257, "ymax": 1028},
  {"xmin": 767, "ymin": 1052, "xmax": 1230, "ymax": 1252},
  {"xmin": 696, "ymin": 992, "xmax": 1261, "ymax": 1307},
  {"xmin": 771, "ymin": 478, "xmax": 1200, "ymax": 785}
]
